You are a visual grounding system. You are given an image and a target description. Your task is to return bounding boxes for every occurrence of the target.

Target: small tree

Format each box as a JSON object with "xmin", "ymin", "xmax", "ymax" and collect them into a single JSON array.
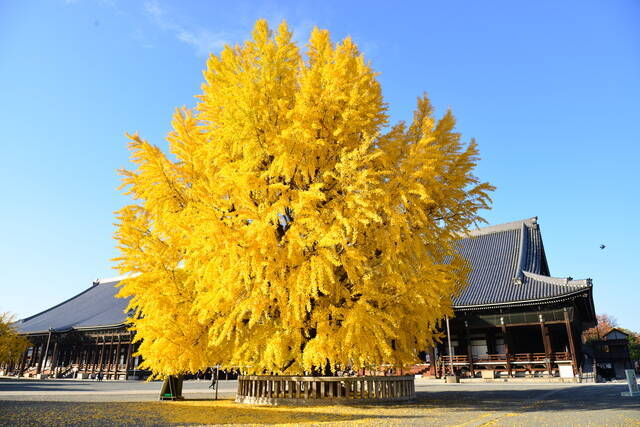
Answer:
[
  {"xmin": 583, "ymin": 313, "xmax": 618, "ymax": 342},
  {"xmin": 0, "ymin": 313, "xmax": 29, "ymax": 365},
  {"xmin": 115, "ymin": 20, "xmax": 493, "ymax": 377},
  {"xmin": 627, "ymin": 334, "xmax": 640, "ymax": 365}
]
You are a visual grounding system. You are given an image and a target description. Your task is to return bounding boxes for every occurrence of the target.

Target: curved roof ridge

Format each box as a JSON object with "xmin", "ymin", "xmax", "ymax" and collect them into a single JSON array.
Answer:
[
  {"xmin": 463, "ymin": 217, "xmax": 538, "ymax": 237},
  {"xmin": 522, "ymin": 270, "xmax": 591, "ymax": 287},
  {"xmin": 453, "ymin": 286, "xmax": 592, "ymax": 310}
]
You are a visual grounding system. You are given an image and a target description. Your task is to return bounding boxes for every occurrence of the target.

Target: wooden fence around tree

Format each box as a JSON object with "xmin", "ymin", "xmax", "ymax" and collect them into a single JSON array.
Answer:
[{"xmin": 236, "ymin": 375, "xmax": 415, "ymax": 405}]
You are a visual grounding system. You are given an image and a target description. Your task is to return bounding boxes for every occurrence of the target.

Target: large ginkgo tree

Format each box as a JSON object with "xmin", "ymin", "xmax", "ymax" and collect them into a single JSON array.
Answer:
[{"xmin": 114, "ymin": 20, "xmax": 493, "ymax": 378}]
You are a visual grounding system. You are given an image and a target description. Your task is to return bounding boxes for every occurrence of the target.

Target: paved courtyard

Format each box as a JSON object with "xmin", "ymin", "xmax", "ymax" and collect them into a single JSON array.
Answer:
[{"xmin": 0, "ymin": 378, "xmax": 638, "ymax": 425}]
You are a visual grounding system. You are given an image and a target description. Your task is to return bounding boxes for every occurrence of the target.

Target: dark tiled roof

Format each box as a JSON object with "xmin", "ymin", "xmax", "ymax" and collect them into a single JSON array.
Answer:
[
  {"xmin": 15, "ymin": 277, "xmax": 130, "ymax": 334},
  {"xmin": 454, "ymin": 217, "xmax": 592, "ymax": 308},
  {"xmin": 603, "ymin": 328, "xmax": 629, "ymax": 338}
]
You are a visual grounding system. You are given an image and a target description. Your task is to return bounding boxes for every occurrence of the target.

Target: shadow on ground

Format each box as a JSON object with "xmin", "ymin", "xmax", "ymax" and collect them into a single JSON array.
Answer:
[{"xmin": 408, "ymin": 385, "xmax": 640, "ymax": 413}]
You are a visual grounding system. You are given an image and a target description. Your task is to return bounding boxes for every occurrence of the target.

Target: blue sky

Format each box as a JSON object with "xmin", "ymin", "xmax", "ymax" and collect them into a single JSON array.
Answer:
[{"xmin": 1, "ymin": 0, "xmax": 639, "ymax": 330}]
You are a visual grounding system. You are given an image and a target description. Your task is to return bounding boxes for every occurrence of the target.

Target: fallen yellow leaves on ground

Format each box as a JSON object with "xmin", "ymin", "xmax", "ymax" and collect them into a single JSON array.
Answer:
[{"xmin": 162, "ymin": 398, "xmax": 439, "ymax": 425}]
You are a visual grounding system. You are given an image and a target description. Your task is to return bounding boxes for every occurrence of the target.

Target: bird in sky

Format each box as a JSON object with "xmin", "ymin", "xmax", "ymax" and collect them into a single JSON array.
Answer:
[{"xmin": 600, "ymin": 244, "xmax": 606, "ymax": 250}]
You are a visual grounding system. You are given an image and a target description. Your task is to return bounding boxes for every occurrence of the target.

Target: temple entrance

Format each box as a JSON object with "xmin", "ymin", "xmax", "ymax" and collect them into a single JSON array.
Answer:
[
  {"xmin": 548, "ymin": 324, "xmax": 570, "ymax": 352},
  {"xmin": 508, "ymin": 325, "xmax": 544, "ymax": 354}
]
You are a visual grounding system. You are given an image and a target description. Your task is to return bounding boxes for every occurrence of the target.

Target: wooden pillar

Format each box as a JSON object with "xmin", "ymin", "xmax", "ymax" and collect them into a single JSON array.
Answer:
[
  {"xmin": 36, "ymin": 342, "xmax": 45, "ymax": 375},
  {"xmin": 18, "ymin": 347, "xmax": 29, "ymax": 376},
  {"xmin": 50, "ymin": 342, "xmax": 59, "ymax": 377},
  {"xmin": 84, "ymin": 345, "xmax": 89, "ymax": 372},
  {"xmin": 91, "ymin": 337, "xmax": 99, "ymax": 375},
  {"xmin": 31, "ymin": 344, "xmax": 38, "ymax": 370},
  {"xmin": 465, "ymin": 322, "xmax": 475, "ymax": 378},
  {"xmin": 96, "ymin": 342, "xmax": 101, "ymax": 370},
  {"xmin": 98, "ymin": 336, "xmax": 106, "ymax": 374},
  {"xmin": 124, "ymin": 339, "xmax": 132, "ymax": 380},
  {"xmin": 540, "ymin": 320, "xmax": 552, "ymax": 376},
  {"xmin": 87, "ymin": 345, "xmax": 91, "ymax": 370},
  {"xmin": 77, "ymin": 344, "xmax": 84, "ymax": 372},
  {"xmin": 84, "ymin": 345, "xmax": 90, "ymax": 370},
  {"xmin": 107, "ymin": 335, "xmax": 115, "ymax": 378},
  {"xmin": 501, "ymin": 322, "xmax": 512, "ymax": 377},
  {"xmin": 114, "ymin": 335, "xmax": 121, "ymax": 379},
  {"xmin": 105, "ymin": 336, "xmax": 112, "ymax": 377},
  {"xmin": 34, "ymin": 344, "xmax": 41, "ymax": 368},
  {"xmin": 89, "ymin": 344, "xmax": 95, "ymax": 373},
  {"xmin": 105, "ymin": 335, "xmax": 113, "ymax": 379},
  {"xmin": 563, "ymin": 309, "xmax": 578, "ymax": 375},
  {"xmin": 93, "ymin": 343, "xmax": 99, "ymax": 371}
]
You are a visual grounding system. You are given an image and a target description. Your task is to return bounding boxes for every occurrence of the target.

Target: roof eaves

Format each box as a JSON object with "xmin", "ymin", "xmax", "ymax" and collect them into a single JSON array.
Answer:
[
  {"xmin": 73, "ymin": 323, "xmax": 129, "ymax": 331},
  {"xmin": 19, "ymin": 327, "xmax": 73, "ymax": 336},
  {"xmin": 523, "ymin": 271, "xmax": 592, "ymax": 287},
  {"xmin": 20, "ymin": 323, "xmax": 129, "ymax": 336},
  {"xmin": 453, "ymin": 286, "xmax": 592, "ymax": 310}
]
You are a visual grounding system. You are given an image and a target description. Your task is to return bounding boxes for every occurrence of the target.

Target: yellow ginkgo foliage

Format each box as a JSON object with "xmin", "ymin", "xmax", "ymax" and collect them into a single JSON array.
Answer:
[
  {"xmin": 114, "ymin": 20, "xmax": 493, "ymax": 377},
  {"xmin": 0, "ymin": 313, "xmax": 30, "ymax": 365}
]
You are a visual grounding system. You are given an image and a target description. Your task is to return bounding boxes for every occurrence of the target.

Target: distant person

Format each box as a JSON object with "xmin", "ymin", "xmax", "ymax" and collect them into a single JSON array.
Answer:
[{"xmin": 97, "ymin": 372, "xmax": 103, "ymax": 382}]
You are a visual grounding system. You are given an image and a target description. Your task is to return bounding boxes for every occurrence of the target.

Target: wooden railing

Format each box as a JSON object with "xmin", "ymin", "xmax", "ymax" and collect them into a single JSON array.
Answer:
[
  {"xmin": 436, "ymin": 351, "xmax": 576, "ymax": 378},
  {"xmin": 442, "ymin": 352, "xmax": 572, "ymax": 364},
  {"xmin": 474, "ymin": 354, "xmax": 508, "ymax": 363},
  {"xmin": 440, "ymin": 355, "xmax": 470, "ymax": 364},
  {"xmin": 236, "ymin": 375, "xmax": 415, "ymax": 404},
  {"xmin": 511, "ymin": 353, "xmax": 547, "ymax": 363}
]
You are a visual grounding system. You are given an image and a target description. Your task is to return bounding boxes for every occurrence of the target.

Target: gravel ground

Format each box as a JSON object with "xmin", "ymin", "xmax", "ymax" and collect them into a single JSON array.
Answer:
[{"xmin": 0, "ymin": 378, "xmax": 638, "ymax": 425}]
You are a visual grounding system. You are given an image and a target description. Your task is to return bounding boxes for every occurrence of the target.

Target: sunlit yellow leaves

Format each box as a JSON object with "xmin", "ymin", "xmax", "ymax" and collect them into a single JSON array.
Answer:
[
  {"xmin": 0, "ymin": 313, "xmax": 29, "ymax": 364},
  {"xmin": 114, "ymin": 19, "xmax": 493, "ymax": 378}
]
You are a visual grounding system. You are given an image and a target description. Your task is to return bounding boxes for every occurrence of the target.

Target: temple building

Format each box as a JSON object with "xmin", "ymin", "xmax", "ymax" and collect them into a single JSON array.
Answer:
[
  {"xmin": 3, "ymin": 216, "xmax": 597, "ymax": 380},
  {"xmin": 424, "ymin": 217, "xmax": 596, "ymax": 379},
  {"xmin": 584, "ymin": 328, "xmax": 634, "ymax": 380},
  {"xmin": 6, "ymin": 276, "xmax": 143, "ymax": 380}
]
